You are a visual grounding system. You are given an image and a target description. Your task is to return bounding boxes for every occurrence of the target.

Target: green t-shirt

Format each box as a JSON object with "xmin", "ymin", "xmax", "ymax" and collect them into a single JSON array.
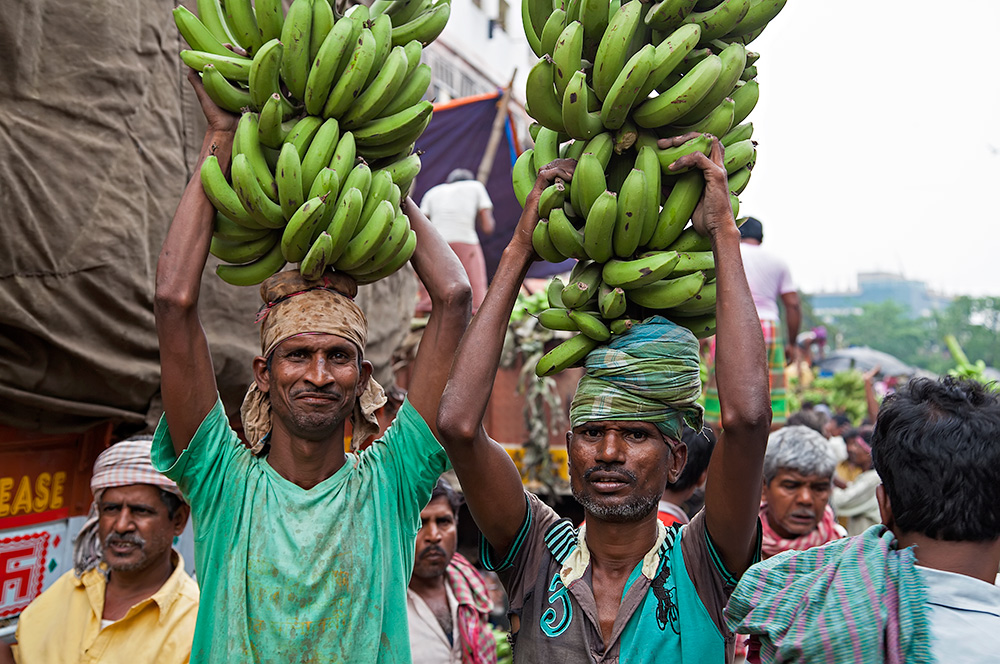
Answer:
[{"xmin": 152, "ymin": 397, "xmax": 448, "ymax": 663}]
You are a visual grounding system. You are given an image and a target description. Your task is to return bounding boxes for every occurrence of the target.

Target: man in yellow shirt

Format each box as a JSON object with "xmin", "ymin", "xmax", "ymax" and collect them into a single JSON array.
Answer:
[{"xmin": 2, "ymin": 436, "xmax": 198, "ymax": 663}]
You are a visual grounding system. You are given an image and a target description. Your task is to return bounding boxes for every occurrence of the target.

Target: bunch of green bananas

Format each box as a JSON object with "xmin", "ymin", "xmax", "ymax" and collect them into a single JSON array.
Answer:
[
  {"xmin": 174, "ymin": 0, "xmax": 449, "ymax": 285},
  {"xmin": 513, "ymin": 0, "xmax": 786, "ymax": 376}
]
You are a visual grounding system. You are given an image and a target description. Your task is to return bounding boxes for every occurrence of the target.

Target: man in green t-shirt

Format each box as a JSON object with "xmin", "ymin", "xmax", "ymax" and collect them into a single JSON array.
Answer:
[
  {"xmin": 436, "ymin": 136, "xmax": 772, "ymax": 662},
  {"xmin": 150, "ymin": 70, "xmax": 472, "ymax": 663}
]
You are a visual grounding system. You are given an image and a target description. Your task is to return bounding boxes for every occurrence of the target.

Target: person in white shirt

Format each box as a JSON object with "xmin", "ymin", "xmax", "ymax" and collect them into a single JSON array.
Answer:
[{"xmin": 418, "ymin": 169, "xmax": 496, "ymax": 314}]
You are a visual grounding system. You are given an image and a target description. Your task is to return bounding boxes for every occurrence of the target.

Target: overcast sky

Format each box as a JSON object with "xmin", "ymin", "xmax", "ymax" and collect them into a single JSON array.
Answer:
[{"xmin": 740, "ymin": 0, "xmax": 1000, "ymax": 298}]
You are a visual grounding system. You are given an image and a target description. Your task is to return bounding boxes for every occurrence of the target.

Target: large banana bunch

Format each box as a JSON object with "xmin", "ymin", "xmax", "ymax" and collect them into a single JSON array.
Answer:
[
  {"xmin": 515, "ymin": 0, "xmax": 786, "ymax": 376},
  {"xmin": 174, "ymin": 0, "xmax": 449, "ymax": 285}
]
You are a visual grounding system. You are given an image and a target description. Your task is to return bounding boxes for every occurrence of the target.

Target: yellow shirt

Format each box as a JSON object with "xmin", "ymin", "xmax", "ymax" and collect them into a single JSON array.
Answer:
[{"xmin": 12, "ymin": 551, "xmax": 198, "ymax": 664}]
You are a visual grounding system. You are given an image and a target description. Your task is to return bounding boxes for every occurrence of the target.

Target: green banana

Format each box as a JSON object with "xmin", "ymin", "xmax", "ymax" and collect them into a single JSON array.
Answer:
[
  {"xmin": 200, "ymin": 155, "xmax": 259, "ymax": 228},
  {"xmin": 672, "ymin": 313, "xmax": 716, "ymax": 338},
  {"xmin": 552, "ymin": 21, "xmax": 584, "ymax": 99},
  {"xmin": 637, "ymin": 22, "xmax": 701, "ymax": 98},
  {"xmin": 336, "ymin": 199, "xmax": 396, "ymax": 271},
  {"xmin": 669, "ymin": 279, "xmax": 716, "ymax": 313},
  {"xmin": 329, "ymin": 131, "xmax": 358, "ymax": 189},
  {"xmin": 525, "ymin": 56, "xmax": 566, "ymax": 133},
  {"xmin": 562, "ymin": 139, "xmax": 587, "ymax": 161},
  {"xmin": 569, "ymin": 309, "xmax": 611, "ymax": 341},
  {"xmin": 582, "ymin": 189, "xmax": 617, "ymax": 263},
  {"xmin": 210, "ymin": 229, "xmax": 279, "ymax": 264},
  {"xmin": 323, "ymin": 28, "xmax": 377, "ymax": 119},
  {"xmin": 730, "ymin": 191, "xmax": 740, "ymax": 218},
  {"xmin": 380, "ymin": 63, "xmax": 432, "ymax": 117},
  {"xmin": 223, "ymin": 0, "xmax": 262, "ymax": 54},
  {"xmin": 723, "ymin": 138, "xmax": 755, "ymax": 173},
  {"xmin": 558, "ymin": 69, "xmax": 604, "ymax": 142},
  {"xmin": 632, "ymin": 53, "xmax": 721, "ymax": 127},
  {"xmin": 535, "ymin": 333, "xmax": 599, "ymax": 377},
  {"xmin": 522, "ymin": 0, "xmax": 549, "ymax": 56},
  {"xmin": 339, "ymin": 160, "xmax": 373, "ymax": 203},
  {"xmin": 309, "ymin": 167, "xmax": 341, "ymax": 230},
  {"xmin": 597, "ymin": 283, "xmax": 628, "ymax": 319},
  {"xmin": 730, "ymin": 78, "xmax": 759, "ymax": 125},
  {"xmin": 740, "ymin": 64, "xmax": 757, "ymax": 81},
  {"xmin": 299, "ymin": 118, "xmax": 340, "ymax": 197},
  {"xmin": 304, "ymin": 18, "xmax": 356, "ymax": 116},
  {"xmin": 592, "ymin": 0, "xmax": 642, "ymax": 100},
  {"xmin": 684, "ymin": 0, "xmax": 750, "ymax": 42},
  {"xmin": 325, "ymin": 186, "xmax": 365, "ymax": 261},
  {"xmin": 600, "ymin": 43, "xmax": 656, "ymax": 130},
  {"xmin": 300, "ymin": 231, "xmax": 335, "ymax": 281},
  {"xmin": 579, "ymin": 0, "xmax": 610, "ymax": 52},
  {"xmin": 512, "ymin": 148, "xmax": 536, "ymax": 208},
  {"xmin": 276, "ymin": 142, "xmax": 305, "ymax": 220},
  {"xmin": 670, "ymin": 249, "xmax": 715, "ymax": 275},
  {"xmin": 235, "ymin": 112, "xmax": 278, "ymax": 202},
  {"xmin": 533, "ymin": 126, "xmax": 561, "ymax": 170},
  {"xmin": 350, "ymin": 210, "xmax": 411, "ymax": 275},
  {"xmin": 532, "ymin": 220, "xmax": 569, "ymax": 263},
  {"xmin": 539, "ymin": 9, "xmax": 568, "ymax": 56},
  {"xmin": 725, "ymin": 0, "xmax": 786, "ymax": 38},
  {"xmin": 569, "ymin": 151, "xmax": 606, "ymax": 220},
  {"xmin": 537, "ymin": 307, "xmax": 579, "ymax": 332},
  {"xmin": 721, "ymin": 120, "xmax": 752, "ymax": 146},
  {"xmin": 379, "ymin": 152, "xmax": 422, "ymax": 197},
  {"xmin": 634, "ymin": 145, "xmax": 661, "ymax": 247},
  {"xmin": 547, "ymin": 208, "xmax": 587, "ymax": 260},
  {"xmin": 180, "ymin": 50, "xmax": 253, "ymax": 82},
  {"xmin": 613, "ymin": 119, "xmax": 639, "ymax": 154},
  {"xmin": 195, "ymin": 0, "xmax": 238, "ymax": 46},
  {"xmin": 391, "ymin": 0, "xmax": 451, "ymax": 47},
  {"xmin": 565, "ymin": 0, "xmax": 583, "ymax": 24},
  {"xmin": 248, "ymin": 38, "xmax": 286, "ymax": 113},
  {"xmin": 215, "ymin": 241, "xmax": 287, "ymax": 286},
  {"xmin": 728, "ymin": 165, "xmax": 750, "ymax": 194},
  {"xmin": 667, "ymin": 225, "xmax": 711, "ymax": 252},
  {"xmin": 257, "ymin": 93, "xmax": 289, "ymax": 148},
  {"xmin": 613, "ymin": 168, "xmax": 647, "ymax": 258},
  {"xmin": 626, "ymin": 270, "xmax": 706, "ymax": 309},
  {"xmin": 672, "ymin": 41, "xmax": 745, "ymax": 125},
  {"xmin": 200, "ymin": 64, "xmax": 251, "ymax": 114},
  {"xmin": 277, "ymin": 0, "xmax": 312, "ymax": 102},
  {"xmin": 357, "ymin": 168, "xmax": 395, "ymax": 227},
  {"xmin": 352, "ymin": 100, "xmax": 433, "ymax": 146},
  {"xmin": 383, "ymin": 0, "xmax": 431, "ymax": 26},
  {"xmin": 255, "ymin": 0, "xmax": 283, "ymax": 44},
  {"xmin": 231, "ymin": 152, "xmax": 285, "ymax": 228},
  {"xmin": 213, "ymin": 211, "xmax": 271, "ymax": 241},
  {"xmin": 547, "ymin": 277, "xmax": 567, "ymax": 308},
  {"xmin": 284, "ymin": 115, "xmax": 325, "ymax": 159},
  {"xmin": 281, "ymin": 195, "xmax": 330, "ymax": 262},
  {"xmin": 602, "ymin": 250, "xmax": 680, "ymax": 289},
  {"xmin": 538, "ymin": 180, "xmax": 568, "ymax": 219},
  {"xmin": 644, "ymin": 0, "xmax": 698, "ymax": 32},
  {"xmin": 401, "ymin": 39, "xmax": 424, "ymax": 77},
  {"xmin": 610, "ymin": 317, "xmax": 637, "ymax": 335},
  {"xmin": 655, "ymin": 133, "xmax": 713, "ymax": 173},
  {"xmin": 365, "ymin": 14, "xmax": 393, "ymax": 86},
  {"xmin": 354, "ymin": 228, "xmax": 417, "ymax": 284},
  {"xmin": 584, "ymin": 132, "xmax": 614, "ymax": 168},
  {"xmin": 562, "ymin": 260, "xmax": 603, "ymax": 308},
  {"xmin": 668, "ymin": 95, "xmax": 734, "ymax": 138},
  {"xmin": 648, "ymin": 170, "xmax": 703, "ymax": 248},
  {"xmin": 174, "ymin": 6, "xmax": 233, "ymax": 57}
]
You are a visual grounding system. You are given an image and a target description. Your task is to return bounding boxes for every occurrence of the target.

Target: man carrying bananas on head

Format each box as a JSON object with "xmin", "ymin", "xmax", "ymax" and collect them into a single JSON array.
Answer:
[
  {"xmin": 435, "ymin": 133, "xmax": 771, "ymax": 663},
  {"xmin": 151, "ymin": 69, "xmax": 472, "ymax": 662}
]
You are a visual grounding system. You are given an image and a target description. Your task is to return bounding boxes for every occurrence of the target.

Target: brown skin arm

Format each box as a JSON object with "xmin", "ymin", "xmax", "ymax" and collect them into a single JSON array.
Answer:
[
  {"xmin": 401, "ymin": 199, "xmax": 473, "ymax": 436},
  {"xmin": 477, "ymin": 207, "xmax": 496, "ymax": 235},
  {"xmin": 0, "ymin": 641, "xmax": 14, "ymax": 664},
  {"xmin": 436, "ymin": 160, "xmax": 575, "ymax": 555},
  {"xmin": 663, "ymin": 134, "xmax": 772, "ymax": 575},
  {"xmin": 781, "ymin": 290, "xmax": 801, "ymax": 364},
  {"xmin": 154, "ymin": 69, "xmax": 239, "ymax": 456}
]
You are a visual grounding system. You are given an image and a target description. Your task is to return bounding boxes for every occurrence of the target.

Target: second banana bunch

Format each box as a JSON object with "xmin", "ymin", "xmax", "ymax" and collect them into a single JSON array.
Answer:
[
  {"xmin": 513, "ymin": 0, "xmax": 786, "ymax": 376},
  {"xmin": 174, "ymin": 0, "xmax": 450, "ymax": 285}
]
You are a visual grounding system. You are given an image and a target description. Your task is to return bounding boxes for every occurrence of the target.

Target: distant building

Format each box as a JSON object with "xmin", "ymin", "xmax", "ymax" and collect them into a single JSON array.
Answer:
[{"xmin": 809, "ymin": 272, "xmax": 952, "ymax": 320}]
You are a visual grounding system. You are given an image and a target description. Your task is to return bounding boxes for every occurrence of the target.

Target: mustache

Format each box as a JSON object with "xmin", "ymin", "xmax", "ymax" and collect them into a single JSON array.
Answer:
[
  {"xmin": 419, "ymin": 545, "xmax": 448, "ymax": 560},
  {"xmin": 582, "ymin": 464, "xmax": 637, "ymax": 483},
  {"xmin": 104, "ymin": 531, "xmax": 146, "ymax": 548},
  {"xmin": 290, "ymin": 385, "xmax": 339, "ymax": 398}
]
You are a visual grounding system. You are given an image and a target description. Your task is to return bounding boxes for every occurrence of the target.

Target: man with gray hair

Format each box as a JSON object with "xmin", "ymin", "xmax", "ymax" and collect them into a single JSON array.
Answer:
[
  {"xmin": 418, "ymin": 167, "xmax": 496, "ymax": 314},
  {"xmin": 4, "ymin": 437, "xmax": 198, "ymax": 663},
  {"xmin": 759, "ymin": 425, "xmax": 846, "ymax": 559}
]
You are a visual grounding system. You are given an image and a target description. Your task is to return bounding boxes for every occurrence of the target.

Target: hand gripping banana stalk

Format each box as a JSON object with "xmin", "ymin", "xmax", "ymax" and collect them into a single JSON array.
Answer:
[
  {"xmin": 174, "ymin": 0, "xmax": 451, "ymax": 286},
  {"xmin": 516, "ymin": 0, "xmax": 786, "ymax": 375}
]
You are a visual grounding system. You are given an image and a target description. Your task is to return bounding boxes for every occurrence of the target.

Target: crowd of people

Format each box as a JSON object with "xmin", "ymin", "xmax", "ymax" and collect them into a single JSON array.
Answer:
[{"xmin": 2, "ymin": 67, "xmax": 999, "ymax": 664}]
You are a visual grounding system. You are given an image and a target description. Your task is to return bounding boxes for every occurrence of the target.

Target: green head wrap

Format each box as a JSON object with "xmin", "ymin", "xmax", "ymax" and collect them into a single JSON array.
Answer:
[{"xmin": 569, "ymin": 316, "xmax": 704, "ymax": 442}]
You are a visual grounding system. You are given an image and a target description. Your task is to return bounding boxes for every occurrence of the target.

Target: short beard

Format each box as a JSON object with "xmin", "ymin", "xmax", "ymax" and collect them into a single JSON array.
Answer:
[
  {"xmin": 101, "ymin": 531, "xmax": 149, "ymax": 572},
  {"xmin": 572, "ymin": 486, "xmax": 659, "ymax": 523}
]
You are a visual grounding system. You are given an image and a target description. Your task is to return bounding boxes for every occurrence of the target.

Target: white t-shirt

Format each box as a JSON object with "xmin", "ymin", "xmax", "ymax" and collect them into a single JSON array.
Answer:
[
  {"xmin": 420, "ymin": 179, "xmax": 493, "ymax": 245},
  {"xmin": 739, "ymin": 242, "xmax": 796, "ymax": 321}
]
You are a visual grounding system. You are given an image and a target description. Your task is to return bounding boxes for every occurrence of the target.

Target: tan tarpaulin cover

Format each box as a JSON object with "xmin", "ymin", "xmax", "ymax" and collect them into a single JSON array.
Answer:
[{"xmin": 0, "ymin": 0, "xmax": 416, "ymax": 434}]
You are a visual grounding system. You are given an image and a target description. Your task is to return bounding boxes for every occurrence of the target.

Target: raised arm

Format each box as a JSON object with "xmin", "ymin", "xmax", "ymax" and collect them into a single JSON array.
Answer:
[
  {"xmin": 665, "ymin": 134, "xmax": 771, "ymax": 575},
  {"xmin": 437, "ymin": 160, "xmax": 574, "ymax": 555},
  {"xmin": 401, "ymin": 198, "xmax": 473, "ymax": 435},
  {"xmin": 781, "ymin": 290, "xmax": 801, "ymax": 365},
  {"xmin": 154, "ymin": 70, "xmax": 238, "ymax": 455}
]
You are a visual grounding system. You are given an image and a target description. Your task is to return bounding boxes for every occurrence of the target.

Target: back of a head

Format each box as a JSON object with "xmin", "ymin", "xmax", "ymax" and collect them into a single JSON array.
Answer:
[
  {"xmin": 666, "ymin": 425, "xmax": 718, "ymax": 492},
  {"xmin": 739, "ymin": 216, "xmax": 763, "ymax": 242},
  {"xmin": 872, "ymin": 376, "xmax": 1000, "ymax": 541},
  {"xmin": 786, "ymin": 409, "xmax": 829, "ymax": 436},
  {"xmin": 446, "ymin": 168, "xmax": 475, "ymax": 184},
  {"xmin": 762, "ymin": 425, "xmax": 837, "ymax": 484}
]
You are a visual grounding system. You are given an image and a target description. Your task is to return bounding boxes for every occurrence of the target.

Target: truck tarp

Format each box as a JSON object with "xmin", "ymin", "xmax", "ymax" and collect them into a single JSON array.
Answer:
[{"xmin": 0, "ymin": 0, "xmax": 416, "ymax": 435}]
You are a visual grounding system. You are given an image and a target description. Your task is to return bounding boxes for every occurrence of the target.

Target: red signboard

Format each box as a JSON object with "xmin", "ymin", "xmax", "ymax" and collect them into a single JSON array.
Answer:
[{"xmin": 0, "ymin": 532, "xmax": 51, "ymax": 618}]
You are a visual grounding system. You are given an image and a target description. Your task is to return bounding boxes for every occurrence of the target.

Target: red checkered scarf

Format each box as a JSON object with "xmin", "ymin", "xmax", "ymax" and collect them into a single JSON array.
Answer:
[
  {"xmin": 447, "ymin": 553, "xmax": 497, "ymax": 664},
  {"xmin": 760, "ymin": 502, "xmax": 845, "ymax": 559}
]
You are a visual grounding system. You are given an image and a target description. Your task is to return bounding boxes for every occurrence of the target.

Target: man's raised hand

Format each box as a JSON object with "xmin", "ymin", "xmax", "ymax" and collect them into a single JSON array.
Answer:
[
  {"xmin": 511, "ymin": 158, "xmax": 576, "ymax": 255},
  {"xmin": 657, "ymin": 132, "xmax": 734, "ymax": 239}
]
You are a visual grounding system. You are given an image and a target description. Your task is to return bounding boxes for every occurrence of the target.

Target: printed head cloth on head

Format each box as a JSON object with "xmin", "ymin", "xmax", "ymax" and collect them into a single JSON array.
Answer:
[
  {"xmin": 240, "ymin": 269, "xmax": 386, "ymax": 453},
  {"xmin": 73, "ymin": 435, "xmax": 183, "ymax": 575},
  {"xmin": 570, "ymin": 316, "xmax": 704, "ymax": 442}
]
